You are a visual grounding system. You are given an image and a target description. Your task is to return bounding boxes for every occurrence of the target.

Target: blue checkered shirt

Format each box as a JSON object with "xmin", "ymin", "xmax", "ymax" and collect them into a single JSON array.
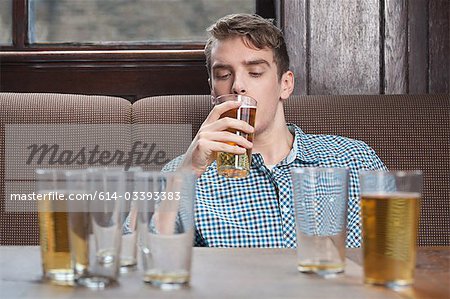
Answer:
[{"xmin": 163, "ymin": 124, "xmax": 386, "ymax": 248}]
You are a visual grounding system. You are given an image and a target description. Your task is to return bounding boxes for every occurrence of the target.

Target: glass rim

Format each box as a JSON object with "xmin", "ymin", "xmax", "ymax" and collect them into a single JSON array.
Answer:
[
  {"xmin": 64, "ymin": 169, "xmax": 87, "ymax": 177},
  {"xmin": 211, "ymin": 94, "xmax": 257, "ymax": 106},
  {"xmin": 135, "ymin": 170, "xmax": 197, "ymax": 179},
  {"xmin": 84, "ymin": 167, "xmax": 129, "ymax": 179},
  {"xmin": 125, "ymin": 166, "xmax": 143, "ymax": 172},
  {"xmin": 359, "ymin": 169, "xmax": 423, "ymax": 177},
  {"xmin": 35, "ymin": 168, "xmax": 73, "ymax": 175},
  {"xmin": 86, "ymin": 166, "xmax": 126, "ymax": 172},
  {"xmin": 291, "ymin": 167, "xmax": 349, "ymax": 174}
]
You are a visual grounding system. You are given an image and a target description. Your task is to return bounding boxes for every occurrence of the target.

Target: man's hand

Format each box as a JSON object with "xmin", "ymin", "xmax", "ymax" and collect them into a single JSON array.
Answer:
[{"xmin": 181, "ymin": 100, "xmax": 254, "ymax": 177}]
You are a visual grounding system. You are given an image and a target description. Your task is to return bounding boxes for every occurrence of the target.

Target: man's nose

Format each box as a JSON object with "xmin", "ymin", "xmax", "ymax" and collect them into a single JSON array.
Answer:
[{"xmin": 232, "ymin": 75, "xmax": 247, "ymax": 95}]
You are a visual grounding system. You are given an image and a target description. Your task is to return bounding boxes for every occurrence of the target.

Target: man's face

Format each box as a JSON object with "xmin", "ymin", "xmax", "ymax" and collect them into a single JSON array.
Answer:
[{"xmin": 209, "ymin": 37, "xmax": 292, "ymax": 135}]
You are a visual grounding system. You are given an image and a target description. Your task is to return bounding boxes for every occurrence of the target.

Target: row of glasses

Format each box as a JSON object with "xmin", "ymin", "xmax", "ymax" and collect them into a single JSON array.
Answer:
[
  {"xmin": 36, "ymin": 166, "xmax": 421, "ymax": 290},
  {"xmin": 36, "ymin": 167, "xmax": 196, "ymax": 289},
  {"xmin": 291, "ymin": 168, "xmax": 422, "ymax": 289}
]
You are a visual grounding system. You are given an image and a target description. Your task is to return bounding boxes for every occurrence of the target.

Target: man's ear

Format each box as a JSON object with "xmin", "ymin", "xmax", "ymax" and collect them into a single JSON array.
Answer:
[{"xmin": 280, "ymin": 71, "xmax": 295, "ymax": 100}]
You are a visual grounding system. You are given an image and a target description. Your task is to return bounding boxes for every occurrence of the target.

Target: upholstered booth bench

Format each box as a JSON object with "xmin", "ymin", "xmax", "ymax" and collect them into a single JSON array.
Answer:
[{"xmin": 1, "ymin": 93, "xmax": 448, "ymax": 246}]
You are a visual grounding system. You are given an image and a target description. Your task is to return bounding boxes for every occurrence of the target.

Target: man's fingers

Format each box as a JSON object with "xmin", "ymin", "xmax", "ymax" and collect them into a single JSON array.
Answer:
[
  {"xmin": 198, "ymin": 131, "xmax": 253, "ymax": 149},
  {"xmin": 204, "ymin": 141, "xmax": 248, "ymax": 155},
  {"xmin": 203, "ymin": 118, "xmax": 254, "ymax": 135},
  {"xmin": 205, "ymin": 100, "xmax": 241, "ymax": 123}
]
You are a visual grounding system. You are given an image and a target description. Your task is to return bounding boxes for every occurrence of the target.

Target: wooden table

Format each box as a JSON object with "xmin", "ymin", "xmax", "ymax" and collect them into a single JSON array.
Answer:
[{"xmin": 0, "ymin": 246, "xmax": 448, "ymax": 298}]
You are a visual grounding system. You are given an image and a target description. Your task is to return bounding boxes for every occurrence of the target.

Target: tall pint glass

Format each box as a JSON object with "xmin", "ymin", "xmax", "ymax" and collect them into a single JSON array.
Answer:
[{"xmin": 360, "ymin": 170, "xmax": 422, "ymax": 288}]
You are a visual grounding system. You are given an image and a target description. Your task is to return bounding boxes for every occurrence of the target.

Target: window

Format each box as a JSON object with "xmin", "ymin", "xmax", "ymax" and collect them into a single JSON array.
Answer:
[
  {"xmin": 29, "ymin": 0, "xmax": 255, "ymax": 44},
  {"xmin": 0, "ymin": 0, "xmax": 13, "ymax": 45},
  {"xmin": 2, "ymin": 0, "xmax": 277, "ymax": 49}
]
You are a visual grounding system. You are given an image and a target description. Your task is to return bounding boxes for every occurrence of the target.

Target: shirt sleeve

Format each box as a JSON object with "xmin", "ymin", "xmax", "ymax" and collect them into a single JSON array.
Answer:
[
  {"xmin": 161, "ymin": 154, "xmax": 185, "ymax": 173},
  {"xmin": 345, "ymin": 140, "xmax": 387, "ymax": 248},
  {"xmin": 359, "ymin": 141, "xmax": 388, "ymax": 171},
  {"xmin": 160, "ymin": 154, "xmax": 206, "ymax": 246}
]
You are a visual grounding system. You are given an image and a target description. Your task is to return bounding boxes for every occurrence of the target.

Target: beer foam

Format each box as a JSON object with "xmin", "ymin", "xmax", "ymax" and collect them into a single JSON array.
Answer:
[{"xmin": 239, "ymin": 104, "xmax": 257, "ymax": 109}]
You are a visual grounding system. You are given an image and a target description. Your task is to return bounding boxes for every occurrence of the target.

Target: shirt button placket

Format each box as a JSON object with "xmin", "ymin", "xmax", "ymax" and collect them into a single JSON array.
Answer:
[{"xmin": 273, "ymin": 169, "xmax": 294, "ymax": 247}]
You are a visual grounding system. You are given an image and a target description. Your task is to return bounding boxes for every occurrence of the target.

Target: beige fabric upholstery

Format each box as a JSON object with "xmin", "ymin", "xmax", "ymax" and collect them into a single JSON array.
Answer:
[
  {"xmin": 134, "ymin": 94, "xmax": 449, "ymax": 246},
  {"xmin": 0, "ymin": 93, "xmax": 132, "ymax": 245},
  {"xmin": 132, "ymin": 95, "xmax": 212, "ymax": 171},
  {"xmin": 284, "ymin": 94, "xmax": 449, "ymax": 246},
  {"xmin": 132, "ymin": 95, "xmax": 213, "ymax": 139}
]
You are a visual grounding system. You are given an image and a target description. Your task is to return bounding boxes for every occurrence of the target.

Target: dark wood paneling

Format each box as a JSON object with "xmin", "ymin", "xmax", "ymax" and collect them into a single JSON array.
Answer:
[
  {"xmin": 282, "ymin": 0, "xmax": 308, "ymax": 95},
  {"xmin": 408, "ymin": 0, "xmax": 428, "ymax": 94},
  {"xmin": 256, "ymin": 0, "xmax": 276, "ymax": 19},
  {"xmin": 0, "ymin": 50, "xmax": 210, "ymax": 101},
  {"xmin": 429, "ymin": 0, "xmax": 449, "ymax": 94},
  {"xmin": 0, "ymin": 65, "xmax": 210, "ymax": 102},
  {"xmin": 0, "ymin": 49, "xmax": 205, "ymax": 61},
  {"xmin": 12, "ymin": 0, "xmax": 27, "ymax": 49},
  {"xmin": 384, "ymin": 0, "xmax": 408, "ymax": 94}
]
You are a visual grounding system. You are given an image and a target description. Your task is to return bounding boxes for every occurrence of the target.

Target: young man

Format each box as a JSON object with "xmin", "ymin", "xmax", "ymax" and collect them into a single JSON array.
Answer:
[{"xmin": 164, "ymin": 14, "xmax": 386, "ymax": 248}]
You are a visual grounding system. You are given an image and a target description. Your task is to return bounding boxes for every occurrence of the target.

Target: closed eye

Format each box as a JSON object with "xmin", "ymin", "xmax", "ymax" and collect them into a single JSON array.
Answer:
[
  {"xmin": 249, "ymin": 72, "xmax": 263, "ymax": 78},
  {"xmin": 215, "ymin": 73, "xmax": 231, "ymax": 80}
]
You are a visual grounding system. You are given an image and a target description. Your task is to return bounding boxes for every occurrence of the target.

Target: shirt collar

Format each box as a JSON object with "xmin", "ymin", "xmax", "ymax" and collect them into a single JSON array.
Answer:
[
  {"xmin": 252, "ymin": 123, "xmax": 318, "ymax": 168},
  {"xmin": 287, "ymin": 123, "xmax": 318, "ymax": 164}
]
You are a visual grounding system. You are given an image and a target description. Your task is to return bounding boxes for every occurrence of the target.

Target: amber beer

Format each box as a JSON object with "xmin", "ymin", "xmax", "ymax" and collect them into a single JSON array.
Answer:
[
  {"xmin": 217, "ymin": 105, "xmax": 256, "ymax": 178},
  {"xmin": 216, "ymin": 102, "xmax": 256, "ymax": 178},
  {"xmin": 361, "ymin": 192, "xmax": 420, "ymax": 287},
  {"xmin": 38, "ymin": 196, "xmax": 73, "ymax": 285}
]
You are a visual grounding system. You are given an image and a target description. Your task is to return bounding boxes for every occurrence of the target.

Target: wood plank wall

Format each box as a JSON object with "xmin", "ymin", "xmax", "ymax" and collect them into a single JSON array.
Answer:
[
  {"xmin": 281, "ymin": 0, "xmax": 449, "ymax": 95},
  {"xmin": 429, "ymin": 0, "xmax": 449, "ymax": 94}
]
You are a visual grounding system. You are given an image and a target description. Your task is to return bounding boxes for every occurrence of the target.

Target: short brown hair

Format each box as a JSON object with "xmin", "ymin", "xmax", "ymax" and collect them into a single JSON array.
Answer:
[{"xmin": 205, "ymin": 14, "xmax": 290, "ymax": 80}]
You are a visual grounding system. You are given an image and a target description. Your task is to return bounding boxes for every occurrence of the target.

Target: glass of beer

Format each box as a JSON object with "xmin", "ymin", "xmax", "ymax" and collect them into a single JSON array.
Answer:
[
  {"xmin": 360, "ymin": 170, "xmax": 422, "ymax": 288},
  {"xmin": 36, "ymin": 168, "xmax": 73, "ymax": 285},
  {"xmin": 291, "ymin": 167, "xmax": 349, "ymax": 276},
  {"xmin": 212, "ymin": 94, "xmax": 257, "ymax": 179},
  {"xmin": 120, "ymin": 167, "xmax": 142, "ymax": 271},
  {"xmin": 66, "ymin": 168, "xmax": 125, "ymax": 289},
  {"xmin": 65, "ymin": 170, "xmax": 89, "ymax": 286},
  {"xmin": 136, "ymin": 170, "xmax": 196, "ymax": 289}
]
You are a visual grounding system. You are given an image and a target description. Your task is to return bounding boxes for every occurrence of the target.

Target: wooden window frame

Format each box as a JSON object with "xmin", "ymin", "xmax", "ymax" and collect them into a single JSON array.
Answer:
[
  {"xmin": 3, "ymin": 0, "xmax": 275, "ymax": 52},
  {"xmin": 0, "ymin": 0, "xmax": 277, "ymax": 100}
]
